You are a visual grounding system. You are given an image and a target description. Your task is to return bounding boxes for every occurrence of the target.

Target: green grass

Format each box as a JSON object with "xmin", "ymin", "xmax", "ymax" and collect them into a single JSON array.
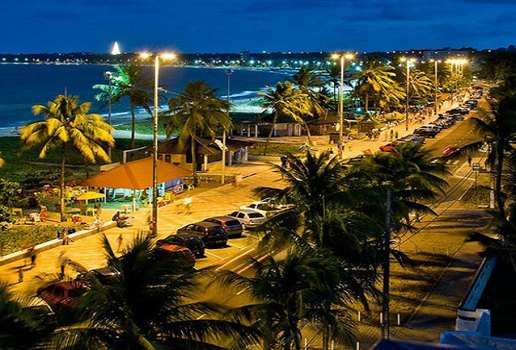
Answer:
[
  {"xmin": 248, "ymin": 143, "xmax": 304, "ymax": 157},
  {"xmin": 0, "ymin": 224, "xmax": 75, "ymax": 256}
]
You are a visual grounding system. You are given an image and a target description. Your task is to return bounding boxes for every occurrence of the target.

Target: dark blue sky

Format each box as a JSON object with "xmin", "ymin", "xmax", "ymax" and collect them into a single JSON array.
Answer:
[{"xmin": 1, "ymin": 0, "xmax": 514, "ymax": 54}]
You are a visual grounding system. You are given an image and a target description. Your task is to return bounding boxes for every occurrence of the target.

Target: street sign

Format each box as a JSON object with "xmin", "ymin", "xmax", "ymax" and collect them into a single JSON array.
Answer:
[{"xmin": 472, "ymin": 163, "xmax": 480, "ymax": 171}]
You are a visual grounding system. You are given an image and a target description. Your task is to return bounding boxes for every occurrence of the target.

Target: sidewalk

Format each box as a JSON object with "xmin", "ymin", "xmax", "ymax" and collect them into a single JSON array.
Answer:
[{"xmin": 0, "ymin": 95, "xmax": 483, "ymax": 348}]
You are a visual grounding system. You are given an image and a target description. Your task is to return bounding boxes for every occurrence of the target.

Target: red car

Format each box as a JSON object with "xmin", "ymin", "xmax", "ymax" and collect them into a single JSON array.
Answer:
[
  {"xmin": 379, "ymin": 143, "xmax": 397, "ymax": 152},
  {"xmin": 155, "ymin": 243, "xmax": 196, "ymax": 270},
  {"xmin": 442, "ymin": 146, "xmax": 459, "ymax": 157},
  {"xmin": 37, "ymin": 281, "xmax": 89, "ymax": 309}
]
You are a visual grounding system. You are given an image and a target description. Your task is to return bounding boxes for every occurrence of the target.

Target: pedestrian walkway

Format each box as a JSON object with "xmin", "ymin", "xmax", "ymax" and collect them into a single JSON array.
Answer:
[{"xmin": 0, "ymin": 94, "xmax": 484, "ymax": 348}]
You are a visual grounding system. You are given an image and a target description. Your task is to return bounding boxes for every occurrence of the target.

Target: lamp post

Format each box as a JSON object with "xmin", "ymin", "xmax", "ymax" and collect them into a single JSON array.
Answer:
[
  {"xmin": 222, "ymin": 69, "xmax": 233, "ymax": 184},
  {"xmin": 140, "ymin": 51, "xmax": 176, "ymax": 236},
  {"xmin": 401, "ymin": 57, "xmax": 416, "ymax": 131},
  {"xmin": 430, "ymin": 59, "xmax": 441, "ymax": 116},
  {"xmin": 104, "ymin": 71, "xmax": 113, "ymax": 159},
  {"xmin": 331, "ymin": 53, "xmax": 354, "ymax": 158}
]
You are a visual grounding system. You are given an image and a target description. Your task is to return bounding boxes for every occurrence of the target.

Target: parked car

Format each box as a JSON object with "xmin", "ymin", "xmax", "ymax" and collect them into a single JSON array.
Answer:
[
  {"xmin": 157, "ymin": 233, "xmax": 205, "ymax": 258},
  {"xmin": 37, "ymin": 281, "xmax": 89, "ymax": 309},
  {"xmin": 228, "ymin": 210, "xmax": 267, "ymax": 229},
  {"xmin": 76, "ymin": 266, "xmax": 120, "ymax": 285},
  {"xmin": 154, "ymin": 243, "xmax": 196, "ymax": 270},
  {"xmin": 414, "ymin": 127, "xmax": 437, "ymax": 138},
  {"xmin": 379, "ymin": 142, "xmax": 397, "ymax": 152},
  {"xmin": 177, "ymin": 221, "xmax": 228, "ymax": 248},
  {"xmin": 398, "ymin": 134, "xmax": 425, "ymax": 145},
  {"xmin": 202, "ymin": 216, "xmax": 244, "ymax": 238}
]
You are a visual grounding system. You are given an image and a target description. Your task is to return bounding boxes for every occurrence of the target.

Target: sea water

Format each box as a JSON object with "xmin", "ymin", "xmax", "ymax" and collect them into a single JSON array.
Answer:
[{"xmin": 0, "ymin": 64, "xmax": 291, "ymax": 132}]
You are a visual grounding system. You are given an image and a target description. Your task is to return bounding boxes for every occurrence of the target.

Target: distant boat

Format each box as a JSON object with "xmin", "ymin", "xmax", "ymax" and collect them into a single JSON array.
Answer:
[{"xmin": 111, "ymin": 42, "xmax": 121, "ymax": 55}]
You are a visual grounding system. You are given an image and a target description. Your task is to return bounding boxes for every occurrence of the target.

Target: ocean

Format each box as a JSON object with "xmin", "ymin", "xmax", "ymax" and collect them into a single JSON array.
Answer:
[{"xmin": 0, "ymin": 64, "xmax": 291, "ymax": 132}]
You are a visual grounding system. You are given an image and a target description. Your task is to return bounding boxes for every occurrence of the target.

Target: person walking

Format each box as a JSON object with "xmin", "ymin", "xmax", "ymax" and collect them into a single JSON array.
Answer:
[
  {"xmin": 28, "ymin": 245, "xmax": 37, "ymax": 267},
  {"xmin": 468, "ymin": 155, "xmax": 472, "ymax": 167},
  {"xmin": 117, "ymin": 234, "xmax": 124, "ymax": 253},
  {"xmin": 395, "ymin": 131, "xmax": 399, "ymax": 140},
  {"xmin": 17, "ymin": 267, "xmax": 23, "ymax": 283},
  {"xmin": 183, "ymin": 196, "xmax": 192, "ymax": 214},
  {"xmin": 58, "ymin": 252, "xmax": 70, "ymax": 278},
  {"xmin": 390, "ymin": 129, "xmax": 394, "ymax": 141}
]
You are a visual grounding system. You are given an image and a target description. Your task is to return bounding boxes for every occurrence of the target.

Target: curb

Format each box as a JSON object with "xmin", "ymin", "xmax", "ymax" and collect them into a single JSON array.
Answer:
[{"xmin": 0, "ymin": 221, "xmax": 117, "ymax": 267}]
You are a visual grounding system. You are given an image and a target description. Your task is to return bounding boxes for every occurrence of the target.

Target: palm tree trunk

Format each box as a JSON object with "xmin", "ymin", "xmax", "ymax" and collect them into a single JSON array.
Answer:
[
  {"xmin": 190, "ymin": 133, "xmax": 197, "ymax": 185},
  {"xmin": 495, "ymin": 141, "xmax": 506, "ymax": 219},
  {"xmin": 60, "ymin": 155, "xmax": 66, "ymax": 222},
  {"xmin": 264, "ymin": 113, "xmax": 278, "ymax": 155},
  {"xmin": 130, "ymin": 103, "xmax": 136, "ymax": 149},
  {"xmin": 304, "ymin": 122, "xmax": 313, "ymax": 146},
  {"xmin": 365, "ymin": 94, "xmax": 370, "ymax": 113}
]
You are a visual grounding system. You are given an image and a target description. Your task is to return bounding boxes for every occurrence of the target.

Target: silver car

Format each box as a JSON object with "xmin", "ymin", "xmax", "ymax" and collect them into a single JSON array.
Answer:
[{"xmin": 228, "ymin": 209, "xmax": 267, "ymax": 229}]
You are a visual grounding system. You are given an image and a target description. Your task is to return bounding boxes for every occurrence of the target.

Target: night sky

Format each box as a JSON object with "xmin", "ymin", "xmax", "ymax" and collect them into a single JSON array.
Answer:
[{"xmin": 1, "ymin": 0, "xmax": 515, "ymax": 54}]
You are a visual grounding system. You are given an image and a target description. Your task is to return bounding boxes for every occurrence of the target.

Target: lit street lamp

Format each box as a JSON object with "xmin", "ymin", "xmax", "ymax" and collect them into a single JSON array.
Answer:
[
  {"xmin": 222, "ymin": 69, "xmax": 233, "ymax": 184},
  {"xmin": 104, "ymin": 71, "xmax": 113, "ymax": 159},
  {"xmin": 401, "ymin": 57, "xmax": 416, "ymax": 131},
  {"xmin": 140, "ymin": 51, "xmax": 176, "ymax": 236},
  {"xmin": 430, "ymin": 59, "xmax": 441, "ymax": 116},
  {"xmin": 331, "ymin": 52, "xmax": 354, "ymax": 158}
]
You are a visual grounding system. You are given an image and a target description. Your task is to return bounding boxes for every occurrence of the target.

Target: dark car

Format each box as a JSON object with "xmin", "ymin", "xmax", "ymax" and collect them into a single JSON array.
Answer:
[
  {"xmin": 202, "ymin": 216, "xmax": 244, "ymax": 238},
  {"xmin": 157, "ymin": 233, "xmax": 205, "ymax": 258},
  {"xmin": 414, "ymin": 127, "xmax": 437, "ymax": 138},
  {"xmin": 154, "ymin": 243, "xmax": 196, "ymax": 270},
  {"xmin": 37, "ymin": 281, "xmax": 89, "ymax": 309},
  {"xmin": 76, "ymin": 267, "xmax": 120, "ymax": 285},
  {"xmin": 177, "ymin": 221, "xmax": 228, "ymax": 248}
]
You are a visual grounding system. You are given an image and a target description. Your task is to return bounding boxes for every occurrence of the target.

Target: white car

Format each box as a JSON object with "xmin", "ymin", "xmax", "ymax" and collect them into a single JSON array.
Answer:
[
  {"xmin": 240, "ymin": 199, "xmax": 292, "ymax": 217},
  {"xmin": 228, "ymin": 210, "xmax": 267, "ymax": 228}
]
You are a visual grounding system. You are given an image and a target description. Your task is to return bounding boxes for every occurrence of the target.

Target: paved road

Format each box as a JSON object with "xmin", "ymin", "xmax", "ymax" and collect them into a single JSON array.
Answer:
[{"xmin": 0, "ymin": 93, "xmax": 490, "ymax": 349}]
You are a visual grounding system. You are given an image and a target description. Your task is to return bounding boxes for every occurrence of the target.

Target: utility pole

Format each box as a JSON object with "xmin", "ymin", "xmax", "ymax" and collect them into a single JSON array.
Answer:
[{"xmin": 382, "ymin": 186, "xmax": 392, "ymax": 339}]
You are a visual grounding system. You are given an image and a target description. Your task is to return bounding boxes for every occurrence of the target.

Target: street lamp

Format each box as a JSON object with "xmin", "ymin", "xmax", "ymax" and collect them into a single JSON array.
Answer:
[
  {"xmin": 401, "ymin": 57, "xmax": 416, "ymax": 131},
  {"xmin": 331, "ymin": 52, "xmax": 354, "ymax": 158},
  {"xmin": 140, "ymin": 51, "xmax": 176, "ymax": 236},
  {"xmin": 446, "ymin": 58, "xmax": 468, "ymax": 97},
  {"xmin": 430, "ymin": 59, "xmax": 441, "ymax": 116},
  {"xmin": 104, "ymin": 71, "xmax": 113, "ymax": 159},
  {"xmin": 222, "ymin": 69, "xmax": 234, "ymax": 184}
]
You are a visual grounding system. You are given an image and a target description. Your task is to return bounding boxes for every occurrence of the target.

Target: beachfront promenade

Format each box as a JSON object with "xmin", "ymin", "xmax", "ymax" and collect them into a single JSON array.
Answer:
[{"xmin": 0, "ymin": 97, "xmax": 485, "ymax": 348}]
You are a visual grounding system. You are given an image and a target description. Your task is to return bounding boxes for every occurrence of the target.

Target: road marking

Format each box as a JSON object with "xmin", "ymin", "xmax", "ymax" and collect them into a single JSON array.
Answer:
[
  {"xmin": 205, "ymin": 251, "xmax": 225, "ymax": 260},
  {"xmin": 236, "ymin": 287, "xmax": 248, "ymax": 295},
  {"xmin": 228, "ymin": 242, "xmax": 244, "ymax": 249}
]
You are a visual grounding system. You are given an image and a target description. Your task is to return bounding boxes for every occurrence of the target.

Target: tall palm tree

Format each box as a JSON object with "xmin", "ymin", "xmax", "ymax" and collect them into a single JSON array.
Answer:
[
  {"xmin": 352, "ymin": 142, "xmax": 449, "ymax": 228},
  {"xmin": 95, "ymin": 62, "xmax": 153, "ymax": 149},
  {"xmin": 468, "ymin": 94, "xmax": 516, "ymax": 219},
  {"xmin": 291, "ymin": 67, "xmax": 331, "ymax": 131},
  {"xmin": 406, "ymin": 69, "xmax": 434, "ymax": 107},
  {"xmin": 353, "ymin": 59, "xmax": 402, "ymax": 114},
  {"xmin": 259, "ymin": 81, "xmax": 313, "ymax": 154},
  {"xmin": 216, "ymin": 247, "xmax": 352, "ymax": 350},
  {"xmin": 49, "ymin": 233, "xmax": 258, "ymax": 349},
  {"xmin": 20, "ymin": 95, "xmax": 114, "ymax": 221},
  {"xmin": 166, "ymin": 80, "xmax": 231, "ymax": 175}
]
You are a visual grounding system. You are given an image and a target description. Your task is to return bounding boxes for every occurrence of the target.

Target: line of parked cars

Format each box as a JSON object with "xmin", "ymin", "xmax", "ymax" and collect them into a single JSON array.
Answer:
[{"xmin": 378, "ymin": 94, "xmax": 481, "ymax": 153}]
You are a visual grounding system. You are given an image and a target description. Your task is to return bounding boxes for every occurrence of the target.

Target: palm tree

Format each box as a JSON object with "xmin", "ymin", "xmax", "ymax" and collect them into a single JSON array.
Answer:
[
  {"xmin": 352, "ymin": 142, "xmax": 449, "ymax": 228},
  {"xmin": 166, "ymin": 80, "xmax": 231, "ymax": 176},
  {"xmin": 291, "ymin": 68, "xmax": 331, "ymax": 134},
  {"xmin": 353, "ymin": 59, "xmax": 403, "ymax": 114},
  {"xmin": 0, "ymin": 281, "xmax": 55, "ymax": 349},
  {"xmin": 216, "ymin": 247, "xmax": 352, "ymax": 350},
  {"xmin": 470, "ymin": 95, "xmax": 516, "ymax": 219},
  {"xmin": 259, "ymin": 81, "xmax": 313, "ymax": 154},
  {"xmin": 49, "ymin": 233, "xmax": 258, "ymax": 349},
  {"xmin": 20, "ymin": 95, "xmax": 114, "ymax": 221},
  {"xmin": 95, "ymin": 62, "xmax": 153, "ymax": 149},
  {"xmin": 406, "ymin": 69, "xmax": 434, "ymax": 107}
]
